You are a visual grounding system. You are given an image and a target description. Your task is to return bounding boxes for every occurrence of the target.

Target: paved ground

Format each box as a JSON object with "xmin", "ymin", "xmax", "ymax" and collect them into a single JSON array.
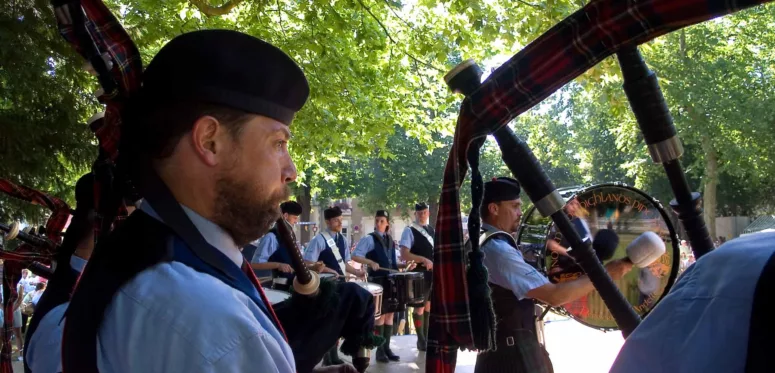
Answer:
[
  {"xmin": 342, "ymin": 317, "xmax": 625, "ymax": 373},
  {"xmin": 11, "ymin": 318, "xmax": 624, "ymax": 372}
]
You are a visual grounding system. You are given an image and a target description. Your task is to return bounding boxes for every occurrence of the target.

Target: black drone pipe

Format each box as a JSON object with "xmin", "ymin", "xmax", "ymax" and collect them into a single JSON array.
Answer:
[
  {"xmin": 445, "ymin": 62, "xmax": 641, "ymax": 337},
  {"xmin": 0, "ymin": 223, "xmax": 54, "ymax": 250},
  {"xmin": 616, "ymin": 47, "xmax": 715, "ymax": 259}
]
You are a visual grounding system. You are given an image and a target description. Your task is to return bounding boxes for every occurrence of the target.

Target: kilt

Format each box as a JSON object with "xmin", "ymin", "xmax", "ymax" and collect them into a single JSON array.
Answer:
[{"xmin": 474, "ymin": 329, "xmax": 554, "ymax": 373}]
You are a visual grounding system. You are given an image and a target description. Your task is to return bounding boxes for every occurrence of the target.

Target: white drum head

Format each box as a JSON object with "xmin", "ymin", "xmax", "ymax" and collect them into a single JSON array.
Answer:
[
  {"xmin": 264, "ymin": 289, "xmax": 291, "ymax": 304},
  {"xmin": 359, "ymin": 282, "xmax": 383, "ymax": 295},
  {"xmin": 320, "ymin": 273, "xmax": 336, "ymax": 278}
]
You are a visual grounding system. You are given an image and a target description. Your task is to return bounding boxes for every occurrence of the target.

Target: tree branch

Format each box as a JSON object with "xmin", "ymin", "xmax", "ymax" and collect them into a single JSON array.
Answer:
[
  {"xmin": 355, "ymin": 0, "xmax": 444, "ymax": 73},
  {"xmin": 355, "ymin": 0, "xmax": 396, "ymax": 43},
  {"xmin": 188, "ymin": 0, "xmax": 245, "ymax": 16},
  {"xmin": 517, "ymin": 0, "xmax": 540, "ymax": 7}
]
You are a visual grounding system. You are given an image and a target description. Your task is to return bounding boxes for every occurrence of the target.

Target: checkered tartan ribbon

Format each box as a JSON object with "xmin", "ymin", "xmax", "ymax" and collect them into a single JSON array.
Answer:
[
  {"xmin": 53, "ymin": 0, "xmax": 142, "ymax": 242},
  {"xmin": 427, "ymin": 0, "xmax": 773, "ymax": 372}
]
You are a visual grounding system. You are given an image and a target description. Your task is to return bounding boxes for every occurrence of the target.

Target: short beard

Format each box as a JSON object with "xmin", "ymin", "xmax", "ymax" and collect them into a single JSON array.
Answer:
[{"xmin": 212, "ymin": 173, "xmax": 290, "ymax": 247}]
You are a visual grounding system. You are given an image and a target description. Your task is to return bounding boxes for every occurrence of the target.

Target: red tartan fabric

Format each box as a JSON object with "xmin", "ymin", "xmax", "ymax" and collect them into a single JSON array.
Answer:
[
  {"xmin": 56, "ymin": 0, "xmax": 142, "ymax": 159},
  {"xmin": 0, "ymin": 178, "xmax": 70, "ymax": 242},
  {"xmin": 427, "ymin": 0, "xmax": 773, "ymax": 372},
  {"xmin": 0, "ymin": 261, "xmax": 22, "ymax": 373}
]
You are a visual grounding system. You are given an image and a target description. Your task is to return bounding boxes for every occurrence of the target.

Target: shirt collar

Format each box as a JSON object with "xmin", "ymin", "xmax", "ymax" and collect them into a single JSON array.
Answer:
[
  {"xmin": 139, "ymin": 202, "xmax": 243, "ymax": 267},
  {"xmin": 481, "ymin": 222, "xmax": 499, "ymax": 233}
]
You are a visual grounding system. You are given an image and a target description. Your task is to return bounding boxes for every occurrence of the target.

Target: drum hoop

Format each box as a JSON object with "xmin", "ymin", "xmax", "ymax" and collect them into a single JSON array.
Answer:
[{"xmin": 517, "ymin": 182, "xmax": 681, "ymax": 331}]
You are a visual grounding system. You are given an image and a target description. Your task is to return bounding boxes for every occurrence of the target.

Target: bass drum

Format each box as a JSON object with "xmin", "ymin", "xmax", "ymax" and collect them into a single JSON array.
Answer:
[{"xmin": 517, "ymin": 183, "xmax": 680, "ymax": 331}]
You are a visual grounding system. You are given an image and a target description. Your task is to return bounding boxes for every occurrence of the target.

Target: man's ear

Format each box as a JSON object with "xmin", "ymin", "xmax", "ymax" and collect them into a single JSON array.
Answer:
[
  {"xmin": 189, "ymin": 115, "xmax": 223, "ymax": 167},
  {"xmin": 488, "ymin": 202, "xmax": 498, "ymax": 217}
]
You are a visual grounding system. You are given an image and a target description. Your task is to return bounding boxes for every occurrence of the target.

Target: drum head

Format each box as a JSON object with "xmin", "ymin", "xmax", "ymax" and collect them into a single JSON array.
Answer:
[
  {"xmin": 359, "ymin": 282, "xmax": 383, "ymax": 294},
  {"xmin": 320, "ymin": 273, "xmax": 336, "ymax": 279},
  {"xmin": 264, "ymin": 288, "xmax": 291, "ymax": 305},
  {"xmin": 520, "ymin": 183, "xmax": 679, "ymax": 331}
]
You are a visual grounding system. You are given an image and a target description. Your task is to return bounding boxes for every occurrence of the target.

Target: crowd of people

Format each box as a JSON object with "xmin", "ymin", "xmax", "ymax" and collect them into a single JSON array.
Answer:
[{"xmin": 0, "ymin": 268, "xmax": 47, "ymax": 361}]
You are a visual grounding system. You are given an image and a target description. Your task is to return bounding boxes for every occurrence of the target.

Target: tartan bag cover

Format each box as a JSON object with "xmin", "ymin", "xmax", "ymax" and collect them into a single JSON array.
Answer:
[{"xmin": 426, "ymin": 0, "xmax": 773, "ymax": 372}]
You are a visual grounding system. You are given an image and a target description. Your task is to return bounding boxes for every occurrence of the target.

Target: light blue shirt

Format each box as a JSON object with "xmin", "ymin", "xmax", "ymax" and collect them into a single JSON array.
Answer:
[
  {"xmin": 399, "ymin": 226, "xmax": 415, "ymax": 249},
  {"xmin": 610, "ymin": 231, "xmax": 775, "ymax": 373},
  {"xmin": 353, "ymin": 232, "xmax": 383, "ymax": 258},
  {"xmin": 254, "ymin": 232, "xmax": 279, "ymax": 263},
  {"xmin": 24, "ymin": 255, "xmax": 92, "ymax": 373},
  {"xmin": 26, "ymin": 302, "xmax": 68, "ymax": 373},
  {"xmin": 303, "ymin": 230, "xmax": 351, "ymax": 262},
  {"xmin": 481, "ymin": 223, "xmax": 549, "ymax": 300},
  {"xmin": 92, "ymin": 202, "xmax": 295, "ymax": 373}
]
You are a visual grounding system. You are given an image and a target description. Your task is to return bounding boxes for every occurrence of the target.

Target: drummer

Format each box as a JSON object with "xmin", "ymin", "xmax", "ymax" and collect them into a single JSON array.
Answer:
[
  {"xmin": 251, "ymin": 201, "xmax": 331, "ymax": 290},
  {"xmin": 303, "ymin": 205, "xmax": 366, "ymax": 366},
  {"xmin": 475, "ymin": 177, "xmax": 633, "ymax": 373},
  {"xmin": 352, "ymin": 210, "xmax": 404, "ymax": 363},
  {"xmin": 399, "ymin": 202, "xmax": 434, "ymax": 350}
]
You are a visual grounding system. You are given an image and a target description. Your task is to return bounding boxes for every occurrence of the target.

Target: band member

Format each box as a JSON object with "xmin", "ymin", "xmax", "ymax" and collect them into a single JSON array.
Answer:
[
  {"xmin": 475, "ymin": 177, "xmax": 632, "ymax": 373},
  {"xmin": 251, "ymin": 201, "xmax": 329, "ymax": 290},
  {"xmin": 399, "ymin": 202, "xmax": 434, "ymax": 350},
  {"xmin": 24, "ymin": 173, "xmax": 92, "ymax": 372},
  {"xmin": 352, "ymin": 210, "xmax": 401, "ymax": 363},
  {"xmin": 304, "ymin": 206, "xmax": 365, "ymax": 279},
  {"xmin": 304, "ymin": 205, "xmax": 366, "ymax": 366},
  {"xmin": 60, "ymin": 30, "xmax": 354, "ymax": 373}
]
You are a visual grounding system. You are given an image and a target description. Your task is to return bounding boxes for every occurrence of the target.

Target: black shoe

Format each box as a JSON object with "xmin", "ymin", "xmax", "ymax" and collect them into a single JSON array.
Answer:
[
  {"xmin": 384, "ymin": 347, "xmax": 400, "ymax": 361},
  {"xmin": 376, "ymin": 347, "xmax": 389, "ymax": 363}
]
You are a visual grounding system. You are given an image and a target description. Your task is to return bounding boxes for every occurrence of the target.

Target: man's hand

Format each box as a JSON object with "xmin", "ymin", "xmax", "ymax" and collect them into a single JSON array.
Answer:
[
  {"xmin": 356, "ymin": 268, "xmax": 367, "ymax": 278},
  {"xmin": 605, "ymin": 259, "xmax": 634, "ymax": 280},
  {"xmin": 275, "ymin": 263, "xmax": 294, "ymax": 273},
  {"xmin": 423, "ymin": 258, "xmax": 433, "ymax": 271},
  {"xmin": 546, "ymin": 240, "xmax": 569, "ymax": 257},
  {"xmin": 312, "ymin": 364, "xmax": 359, "ymax": 373},
  {"xmin": 368, "ymin": 261, "xmax": 380, "ymax": 271},
  {"xmin": 405, "ymin": 261, "xmax": 417, "ymax": 271},
  {"xmin": 310, "ymin": 261, "xmax": 325, "ymax": 273}
]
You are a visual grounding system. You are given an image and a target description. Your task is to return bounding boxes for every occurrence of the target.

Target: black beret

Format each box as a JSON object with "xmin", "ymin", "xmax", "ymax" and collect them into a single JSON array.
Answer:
[
  {"xmin": 483, "ymin": 177, "xmax": 521, "ymax": 205},
  {"xmin": 139, "ymin": 30, "xmax": 309, "ymax": 125},
  {"xmin": 375, "ymin": 210, "xmax": 389, "ymax": 219},
  {"xmin": 324, "ymin": 206, "xmax": 343, "ymax": 220},
  {"xmin": 415, "ymin": 202, "xmax": 429, "ymax": 211},
  {"xmin": 280, "ymin": 201, "xmax": 303, "ymax": 216},
  {"xmin": 74, "ymin": 172, "xmax": 96, "ymax": 212}
]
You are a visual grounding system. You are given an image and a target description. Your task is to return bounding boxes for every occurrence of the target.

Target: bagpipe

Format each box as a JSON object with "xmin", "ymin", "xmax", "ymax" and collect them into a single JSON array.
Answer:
[
  {"xmin": 0, "ymin": 179, "xmax": 70, "ymax": 370},
  {"xmin": 428, "ymin": 0, "xmax": 774, "ymax": 372}
]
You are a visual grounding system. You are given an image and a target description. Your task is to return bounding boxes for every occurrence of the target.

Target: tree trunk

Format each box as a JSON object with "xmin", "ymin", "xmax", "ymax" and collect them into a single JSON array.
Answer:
[
  {"xmin": 701, "ymin": 134, "xmax": 719, "ymax": 240},
  {"xmin": 429, "ymin": 199, "xmax": 440, "ymax": 229},
  {"xmin": 298, "ymin": 184, "xmax": 313, "ymax": 244}
]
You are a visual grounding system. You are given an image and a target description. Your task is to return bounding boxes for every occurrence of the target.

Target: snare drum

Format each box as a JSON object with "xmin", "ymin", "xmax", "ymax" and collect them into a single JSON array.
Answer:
[
  {"xmin": 320, "ymin": 273, "xmax": 338, "ymax": 282},
  {"xmin": 263, "ymin": 288, "xmax": 291, "ymax": 305},
  {"xmin": 517, "ymin": 183, "xmax": 679, "ymax": 331},
  {"xmin": 356, "ymin": 282, "xmax": 384, "ymax": 318},
  {"xmin": 388, "ymin": 272, "xmax": 425, "ymax": 306}
]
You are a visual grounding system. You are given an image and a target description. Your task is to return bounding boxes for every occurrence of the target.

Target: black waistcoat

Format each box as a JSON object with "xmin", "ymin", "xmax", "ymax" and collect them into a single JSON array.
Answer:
[
  {"xmin": 365, "ymin": 232, "xmax": 397, "ymax": 277},
  {"xmin": 482, "ymin": 232, "xmax": 536, "ymax": 333},
  {"xmin": 410, "ymin": 225, "xmax": 434, "ymax": 270}
]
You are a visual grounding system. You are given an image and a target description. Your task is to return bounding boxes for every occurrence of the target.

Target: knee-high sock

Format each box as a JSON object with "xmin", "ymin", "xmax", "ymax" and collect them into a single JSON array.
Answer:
[
  {"xmin": 382, "ymin": 324, "xmax": 393, "ymax": 351},
  {"xmin": 423, "ymin": 312, "xmax": 430, "ymax": 338},
  {"xmin": 374, "ymin": 325, "xmax": 385, "ymax": 340},
  {"xmin": 413, "ymin": 313, "xmax": 423, "ymax": 335}
]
